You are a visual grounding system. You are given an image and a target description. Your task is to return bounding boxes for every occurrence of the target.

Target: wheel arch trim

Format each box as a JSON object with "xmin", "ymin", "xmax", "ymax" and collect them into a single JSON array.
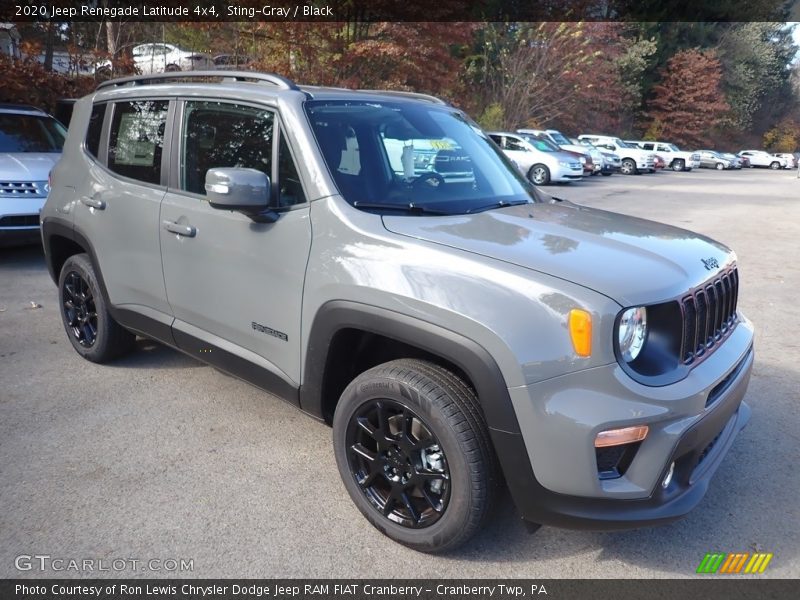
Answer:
[{"xmin": 300, "ymin": 300, "xmax": 521, "ymax": 436}]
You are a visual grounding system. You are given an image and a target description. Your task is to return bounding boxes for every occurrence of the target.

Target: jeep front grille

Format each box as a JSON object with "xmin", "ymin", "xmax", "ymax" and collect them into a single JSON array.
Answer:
[{"xmin": 679, "ymin": 266, "xmax": 739, "ymax": 364}]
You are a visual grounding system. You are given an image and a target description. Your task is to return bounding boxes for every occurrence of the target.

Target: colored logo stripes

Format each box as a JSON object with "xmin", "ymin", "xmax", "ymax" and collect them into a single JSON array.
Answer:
[{"xmin": 697, "ymin": 552, "xmax": 773, "ymax": 574}]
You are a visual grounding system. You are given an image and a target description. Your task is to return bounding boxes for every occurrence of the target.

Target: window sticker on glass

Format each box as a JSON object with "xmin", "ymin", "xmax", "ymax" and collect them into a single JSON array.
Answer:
[{"xmin": 114, "ymin": 113, "xmax": 158, "ymax": 166}]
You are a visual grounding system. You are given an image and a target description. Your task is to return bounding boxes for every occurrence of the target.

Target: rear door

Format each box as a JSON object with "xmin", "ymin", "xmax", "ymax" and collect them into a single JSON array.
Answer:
[
  {"xmin": 72, "ymin": 99, "xmax": 171, "ymax": 319},
  {"xmin": 502, "ymin": 135, "xmax": 535, "ymax": 172},
  {"xmin": 159, "ymin": 99, "xmax": 311, "ymax": 389}
]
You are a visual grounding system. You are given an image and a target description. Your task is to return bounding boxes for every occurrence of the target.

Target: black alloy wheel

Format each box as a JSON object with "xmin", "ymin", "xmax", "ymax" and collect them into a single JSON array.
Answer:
[
  {"xmin": 333, "ymin": 359, "xmax": 498, "ymax": 552},
  {"xmin": 58, "ymin": 253, "xmax": 135, "ymax": 362},
  {"xmin": 62, "ymin": 271, "xmax": 98, "ymax": 348},
  {"xmin": 345, "ymin": 399, "xmax": 450, "ymax": 528}
]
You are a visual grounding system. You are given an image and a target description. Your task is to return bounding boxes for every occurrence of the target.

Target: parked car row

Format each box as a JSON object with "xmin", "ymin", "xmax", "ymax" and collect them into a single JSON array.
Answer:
[
  {"xmin": 94, "ymin": 44, "xmax": 254, "ymax": 79},
  {"xmin": 488, "ymin": 127, "xmax": 797, "ymax": 185}
]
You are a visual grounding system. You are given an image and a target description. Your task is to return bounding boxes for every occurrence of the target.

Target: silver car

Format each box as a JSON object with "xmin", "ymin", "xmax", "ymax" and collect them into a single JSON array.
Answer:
[
  {"xmin": 697, "ymin": 150, "xmax": 734, "ymax": 170},
  {"xmin": 488, "ymin": 131, "xmax": 583, "ymax": 184},
  {"xmin": 0, "ymin": 104, "xmax": 65, "ymax": 246},
  {"xmin": 41, "ymin": 72, "xmax": 753, "ymax": 552}
]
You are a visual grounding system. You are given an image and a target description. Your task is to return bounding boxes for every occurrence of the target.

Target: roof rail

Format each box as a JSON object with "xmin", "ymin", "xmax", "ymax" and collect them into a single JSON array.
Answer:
[
  {"xmin": 358, "ymin": 89, "xmax": 449, "ymax": 105},
  {"xmin": 97, "ymin": 70, "xmax": 299, "ymax": 91}
]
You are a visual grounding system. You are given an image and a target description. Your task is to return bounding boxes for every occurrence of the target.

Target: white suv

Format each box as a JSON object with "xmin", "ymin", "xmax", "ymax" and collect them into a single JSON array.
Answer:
[
  {"xmin": 577, "ymin": 135, "xmax": 655, "ymax": 175},
  {"xmin": 0, "ymin": 104, "xmax": 65, "ymax": 246},
  {"xmin": 628, "ymin": 140, "xmax": 700, "ymax": 172},
  {"xmin": 131, "ymin": 43, "xmax": 213, "ymax": 74},
  {"xmin": 738, "ymin": 150, "xmax": 788, "ymax": 170}
]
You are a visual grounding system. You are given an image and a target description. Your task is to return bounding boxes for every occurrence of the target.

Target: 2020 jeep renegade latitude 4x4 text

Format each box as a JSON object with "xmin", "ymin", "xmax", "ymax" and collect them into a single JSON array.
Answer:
[{"xmin": 41, "ymin": 72, "xmax": 753, "ymax": 552}]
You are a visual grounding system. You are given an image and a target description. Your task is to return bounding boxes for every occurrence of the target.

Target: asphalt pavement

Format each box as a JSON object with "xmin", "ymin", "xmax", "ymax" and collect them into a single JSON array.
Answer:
[{"xmin": 1, "ymin": 168, "xmax": 798, "ymax": 578}]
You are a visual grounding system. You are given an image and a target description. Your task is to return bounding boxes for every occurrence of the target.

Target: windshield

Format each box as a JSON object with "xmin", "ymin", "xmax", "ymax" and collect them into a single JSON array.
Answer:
[
  {"xmin": 668, "ymin": 144, "xmax": 681, "ymax": 151},
  {"xmin": 0, "ymin": 114, "xmax": 66, "ymax": 153},
  {"xmin": 548, "ymin": 131, "xmax": 571, "ymax": 146},
  {"xmin": 613, "ymin": 138, "xmax": 633, "ymax": 149},
  {"xmin": 305, "ymin": 100, "xmax": 537, "ymax": 214},
  {"xmin": 519, "ymin": 134, "xmax": 559, "ymax": 152}
]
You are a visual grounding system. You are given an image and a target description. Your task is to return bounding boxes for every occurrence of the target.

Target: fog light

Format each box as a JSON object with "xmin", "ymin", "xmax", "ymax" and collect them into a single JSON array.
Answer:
[{"xmin": 662, "ymin": 461, "xmax": 675, "ymax": 489}]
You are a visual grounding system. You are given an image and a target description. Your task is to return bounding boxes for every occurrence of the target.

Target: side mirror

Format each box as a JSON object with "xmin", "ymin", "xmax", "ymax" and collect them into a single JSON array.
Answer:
[{"xmin": 205, "ymin": 168, "xmax": 278, "ymax": 223}]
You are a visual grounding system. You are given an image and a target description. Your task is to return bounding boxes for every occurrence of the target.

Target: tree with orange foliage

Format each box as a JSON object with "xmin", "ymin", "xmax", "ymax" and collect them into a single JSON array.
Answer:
[{"xmin": 645, "ymin": 49, "xmax": 730, "ymax": 147}]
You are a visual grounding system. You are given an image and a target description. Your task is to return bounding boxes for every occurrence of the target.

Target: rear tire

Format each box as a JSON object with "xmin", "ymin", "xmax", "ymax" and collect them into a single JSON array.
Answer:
[
  {"xmin": 332, "ymin": 359, "xmax": 496, "ymax": 553},
  {"xmin": 58, "ymin": 254, "xmax": 135, "ymax": 363}
]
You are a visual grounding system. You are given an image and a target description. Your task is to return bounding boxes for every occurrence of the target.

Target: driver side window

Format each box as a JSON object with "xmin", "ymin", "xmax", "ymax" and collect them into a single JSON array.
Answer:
[{"xmin": 180, "ymin": 101, "xmax": 274, "ymax": 196}]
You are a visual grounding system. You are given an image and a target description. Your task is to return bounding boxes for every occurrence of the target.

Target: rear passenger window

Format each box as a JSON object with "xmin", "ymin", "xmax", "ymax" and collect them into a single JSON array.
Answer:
[
  {"xmin": 181, "ymin": 101, "xmax": 274, "ymax": 196},
  {"xmin": 85, "ymin": 104, "xmax": 105, "ymax": 159},
  {"xmin": 108, "ymin": 100, "xmax": 168, "ymax": 185}
]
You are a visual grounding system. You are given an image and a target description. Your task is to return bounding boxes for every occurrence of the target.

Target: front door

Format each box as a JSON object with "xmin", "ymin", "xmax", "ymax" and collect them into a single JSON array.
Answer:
[{"xmin": 159, "ymin": 100, "xmax": 312, "ymax": 391}]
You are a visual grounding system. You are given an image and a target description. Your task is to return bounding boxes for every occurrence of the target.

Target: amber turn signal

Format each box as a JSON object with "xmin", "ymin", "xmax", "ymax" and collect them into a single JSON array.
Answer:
[
  {"xmin": 568, "ymin": 309, "xmax": 592, "ymax": 357},
  {"xmin": 594, "ymin": 425, "xmax": 649, "ymax": 448}
]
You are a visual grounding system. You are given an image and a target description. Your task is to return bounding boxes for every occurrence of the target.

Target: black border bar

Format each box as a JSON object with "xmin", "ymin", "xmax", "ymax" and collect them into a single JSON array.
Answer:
[
  {"xmin": 2, "ymin": 0, "xmax": 796, "ymax": 22},
  {"xmin": 2, "ymin": 579, "xmax": 799, "ymax": 600}
]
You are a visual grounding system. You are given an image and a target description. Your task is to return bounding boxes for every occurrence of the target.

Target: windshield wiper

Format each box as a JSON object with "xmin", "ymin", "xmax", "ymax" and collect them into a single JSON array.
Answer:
[
  {"xmin": 352, "ymin": 201, "xmax": 451, "ymax": 215},
  {"xmin": 465, "ymin": 200, "xmax": 531, "ymax": 214}
]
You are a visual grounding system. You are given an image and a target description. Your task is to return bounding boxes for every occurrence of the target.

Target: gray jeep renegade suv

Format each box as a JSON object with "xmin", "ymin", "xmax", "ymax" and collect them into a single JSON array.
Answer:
[{"xmin": 41, "ymin": 72, "xmax": 753, "ymax": 552}]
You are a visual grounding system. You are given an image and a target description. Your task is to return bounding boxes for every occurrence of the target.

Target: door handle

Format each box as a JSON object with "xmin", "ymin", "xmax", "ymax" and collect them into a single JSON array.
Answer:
[
  {"xmin": 80, "ymin": 196, "xmax": 106, "ymax": 210},
  {"xmin": 163, "ymin": 220, "xmax": 196, "ymax": 238}
]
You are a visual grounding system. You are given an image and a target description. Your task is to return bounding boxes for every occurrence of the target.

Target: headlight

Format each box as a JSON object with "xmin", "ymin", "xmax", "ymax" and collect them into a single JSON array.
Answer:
[
  {"xmin": 558, "ymin": 160, "xmax": 570, "ymax": 167},
  {"xmin": 618, "ymin": 307, "xmax": 647, "ymax": 362}
]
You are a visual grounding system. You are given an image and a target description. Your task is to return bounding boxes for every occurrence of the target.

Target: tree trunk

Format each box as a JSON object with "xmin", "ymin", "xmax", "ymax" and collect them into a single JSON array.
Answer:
[
  {"xmin": 105, "ymin": 21, "xmax": 119, "ymax": 56},
  {"xmin": 43, "ymin": 21, "xmax": 54, "ymax": 71}
]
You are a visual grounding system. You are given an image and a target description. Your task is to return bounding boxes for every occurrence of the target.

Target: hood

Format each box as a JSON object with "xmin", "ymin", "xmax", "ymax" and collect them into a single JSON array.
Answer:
[
  {"xmin": 558, "ymin": 144, "xmax": 591, "ymax": 156},
  {"xmin": 0, "ymin": 153, "xmax": 60, "ymax": 181},
  {"xmin": 382, "ymin": 201, "xmax": 733, "ymax": 306},
  {"xmin": 551, "ymin": 150, "xmax": 583, "ymax": 164},
  {"xmin": 619, "ymin": 146, "xmax": 653, "ymax": 159}
]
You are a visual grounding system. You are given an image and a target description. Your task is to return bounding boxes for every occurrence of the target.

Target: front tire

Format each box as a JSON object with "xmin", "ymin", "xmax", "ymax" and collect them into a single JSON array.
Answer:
[
  {"xmin": 332, "ymin": 359, "xmax": 496, "ymax": 553},
  {"xmin": 58, "ymin": 254, "xmax": 135, "ymax": 363},
  {"xmin": 528, "ymin": 164, "xmax": 550, "ymax": 185},
  {"xmin": 770, "ymin": 161, "xmax": 780, "ymax": 170},
  {"xmin": 715, "ymin": 163, "xmax": 724, "ymax": 170},
  {"xmin": 620, "ymin": 158, "xmax": 637, "ymax": 175},
  {"xmin": 672, "ymin": 159, "xmax": 685, "ymax": 172}
]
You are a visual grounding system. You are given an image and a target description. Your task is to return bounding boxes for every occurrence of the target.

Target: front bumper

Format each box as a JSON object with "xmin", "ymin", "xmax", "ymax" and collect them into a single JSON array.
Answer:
[
  {"xmin": 552, "ymin": 165, "xmax": 584, "ymax": 182},
  {"xmin": 496, "ymin": 316, "xmax": 754, "ymax": 530},
  {"xmin": 638, "ymin": 159, "xmax": 655, "ymax": 170},
  {"xmin": 1, "ymin": 197, "xmax": 45, "ymax": 246}
]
